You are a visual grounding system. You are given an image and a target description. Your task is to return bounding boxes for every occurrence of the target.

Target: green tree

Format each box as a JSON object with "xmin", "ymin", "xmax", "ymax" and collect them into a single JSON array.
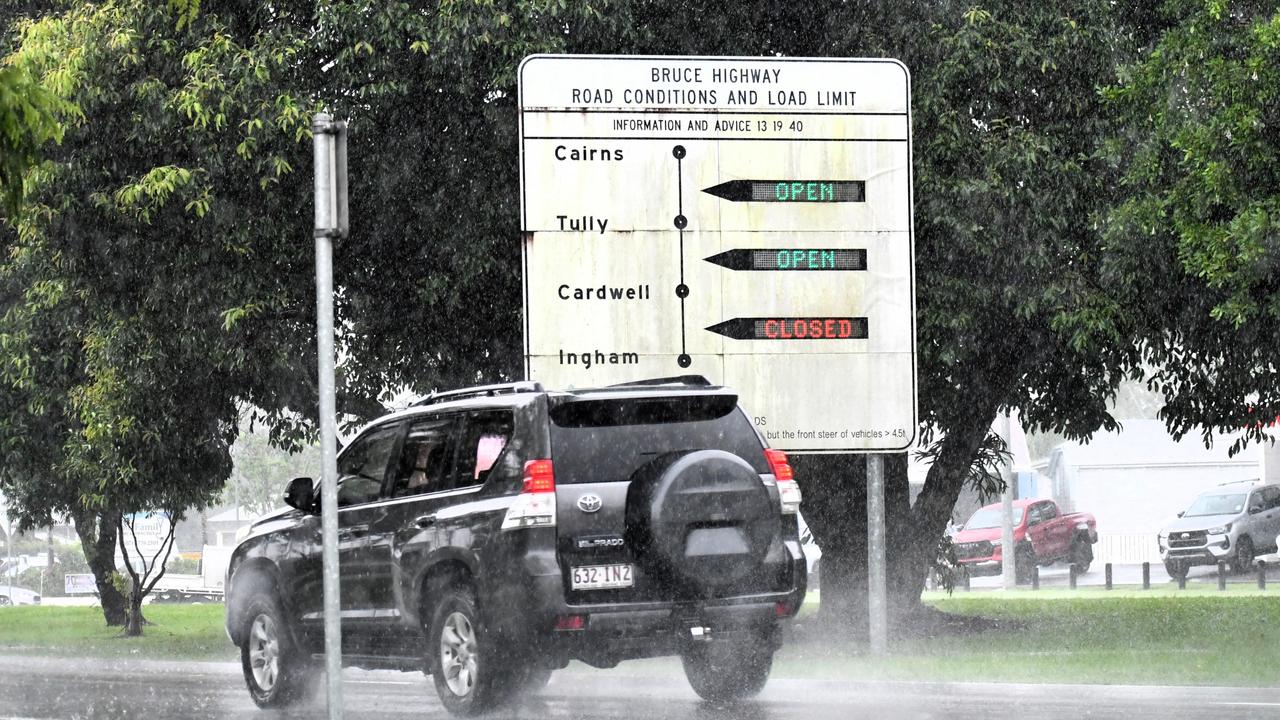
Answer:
[
  {"xmin": 0, "ymin": 63, "xmax": 68, "ymax": 218},
  {"xmin": 0, "ymin": 0, "xmax": 614, "ymax": 630},
  {"xmin": 0, "ymin": 0, "xmax": 313, "ymax": 630},
  {"xmin": 1103, "ymin": 0, "xmax": 1280, "ymax": 451},
  {"xmin": 600, "ymin": 0, "xmax": 1149, "ymax": 630}
]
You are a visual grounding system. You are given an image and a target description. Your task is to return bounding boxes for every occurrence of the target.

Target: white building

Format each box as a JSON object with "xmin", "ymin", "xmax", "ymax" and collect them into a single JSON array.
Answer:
[{"xmin": 1033, "ymin": 420, "xmax": 1264, "ymax": 563}]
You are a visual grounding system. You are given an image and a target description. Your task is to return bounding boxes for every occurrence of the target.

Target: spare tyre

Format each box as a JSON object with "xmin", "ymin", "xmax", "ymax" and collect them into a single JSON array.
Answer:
[{"xmin": 625, "ymin": 449, "xmax": 779, "ymax": 593}]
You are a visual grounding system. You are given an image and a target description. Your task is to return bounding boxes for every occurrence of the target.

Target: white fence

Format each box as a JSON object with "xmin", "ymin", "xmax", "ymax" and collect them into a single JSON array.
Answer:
[{"xmin": 1091, "ymin": 532, "xmax": 1162, "ymax": 564}]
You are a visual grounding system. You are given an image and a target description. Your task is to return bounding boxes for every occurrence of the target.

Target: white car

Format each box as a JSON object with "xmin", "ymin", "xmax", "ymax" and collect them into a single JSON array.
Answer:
[{"xmin": 0, "ymin": 584, "xmax": 41, "ymax": 606}]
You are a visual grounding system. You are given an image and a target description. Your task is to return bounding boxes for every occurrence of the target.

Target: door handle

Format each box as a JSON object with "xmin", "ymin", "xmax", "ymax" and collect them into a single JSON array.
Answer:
[{"xmin": 415, "ymin": 514, "xmax": 437, "ymax": 528}]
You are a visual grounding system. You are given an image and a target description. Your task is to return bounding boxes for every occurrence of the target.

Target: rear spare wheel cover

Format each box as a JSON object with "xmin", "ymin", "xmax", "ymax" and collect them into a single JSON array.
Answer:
[{"xmin": 626, "ymin": 449, "xmax": 778, "ymax": 590}]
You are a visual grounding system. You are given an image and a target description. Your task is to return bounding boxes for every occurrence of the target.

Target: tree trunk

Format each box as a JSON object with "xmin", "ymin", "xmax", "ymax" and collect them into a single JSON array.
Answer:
[
  {"xmin": 793, "ymin": 407, "xmax": 998, "ymax": 640},
  {"xmin": 895, "ymin": 415, "xmax": 998, "ymax": 605},
  {"xmin": 793, "ymin": 453, "xmax": 913, "ymax": 638},
  {"xmin": 122, "ymin": 590, "xmax": 145, "ymax": 637},
  {"xmin": 116, "ymin": 512, "xmax": 168, "ymax": 637},
  {"xmin": 72, "ymin": 509, "xmax": 127, "ymax": 626}
]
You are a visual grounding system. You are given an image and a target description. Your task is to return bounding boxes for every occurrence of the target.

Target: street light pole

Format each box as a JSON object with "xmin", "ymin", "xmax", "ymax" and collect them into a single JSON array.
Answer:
[{"xmin": 312, "ymin": 112, "xmax": 348, "ymax": 720}]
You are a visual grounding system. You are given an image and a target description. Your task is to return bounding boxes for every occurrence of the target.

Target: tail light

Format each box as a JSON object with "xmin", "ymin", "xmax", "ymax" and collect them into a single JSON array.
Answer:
[
  {"xmin": 501, "ymin": 459, "xmax": 557, "ymax": 530},
  {"xmin": 554, "ymin": 614, "xmax": 586, "ymax": 631},
  {"xmin": 765, "ymin": 449, "xmax": 801, "ymax": 514}
]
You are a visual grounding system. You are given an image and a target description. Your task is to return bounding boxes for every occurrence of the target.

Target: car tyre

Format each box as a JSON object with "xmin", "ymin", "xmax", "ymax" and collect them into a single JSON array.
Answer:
[
  {"xmin": 428, "ymin": 584, "xmax": 513, "ymax": 715},
  {"xmin": 682, "ymin": 636, "xmax": 774, "ymax": 702},
  {"xmin": 1164, "ymin": 560, "xmax": 1188, "ymax": 581},
  {"xmin": 1070, "ymin": 538, "xmax": 1092, "ymax": 575},
  {"xmin": 240, "ymin": 594, "xmax": 317, "ymax": 709},
  {"xmin": 1232, "ymin": 536, "xmax": 1255, "ymax": 574}
]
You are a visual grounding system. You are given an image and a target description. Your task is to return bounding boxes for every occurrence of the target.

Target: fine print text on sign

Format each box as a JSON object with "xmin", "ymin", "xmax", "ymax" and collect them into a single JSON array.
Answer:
[{"xmin": 519, "ymin": 56, "xmax": 917, "ymax": 452}]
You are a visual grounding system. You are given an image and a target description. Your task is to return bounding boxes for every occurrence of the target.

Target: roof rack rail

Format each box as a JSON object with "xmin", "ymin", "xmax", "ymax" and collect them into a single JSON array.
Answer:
[
  {"xmin": 1218, "ymin": 478, "xmax": 1263, "ymax": 486},
  {"xmin": 412, "ymin": 381, "xmax": 544, "ymax": 407},
  {"xmin": 607, "ymin": 375, "xmax": 712, "ymax": 388}
]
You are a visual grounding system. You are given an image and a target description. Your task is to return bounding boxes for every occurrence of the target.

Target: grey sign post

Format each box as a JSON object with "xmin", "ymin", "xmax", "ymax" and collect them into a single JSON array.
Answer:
[
  {"xmin": 312, "ymin": 112, "xmax": 348, "ymax": 719},
  {"xmin": 866, "ymin": 454, "xmax": 888, "ymax": 654}
]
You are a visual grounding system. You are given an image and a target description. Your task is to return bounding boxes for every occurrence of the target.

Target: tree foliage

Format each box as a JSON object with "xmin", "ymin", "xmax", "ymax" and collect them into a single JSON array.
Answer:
[
  {"xmin": 1103, "ymin": 1, "xmax": 1280, "ymax": 451},
  {"xmin": 0, "ymin": 63, "xmax": 69, "ymax": 218},
  {"xmin": 0, "ymin": 0, "xmax": 317, "ymax": 627}
]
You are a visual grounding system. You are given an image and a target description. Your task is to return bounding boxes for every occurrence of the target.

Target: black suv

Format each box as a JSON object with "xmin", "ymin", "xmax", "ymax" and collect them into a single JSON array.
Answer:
[{"xmin": 225, "ymin": 377, "xmax": 806, "ymax": 714}]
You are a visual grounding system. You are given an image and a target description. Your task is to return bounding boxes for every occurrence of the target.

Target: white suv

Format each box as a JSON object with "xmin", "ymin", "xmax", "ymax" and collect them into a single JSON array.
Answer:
[{"xmin": 1158, "ymin": 480, "xmax": 1280, "ymax": 579}]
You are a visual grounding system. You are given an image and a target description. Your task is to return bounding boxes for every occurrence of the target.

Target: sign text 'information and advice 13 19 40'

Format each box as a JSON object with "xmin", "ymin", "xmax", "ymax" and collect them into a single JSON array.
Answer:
[{"xmin": 518, "ymin": 55, "xmax": 917, "ymax": 453}]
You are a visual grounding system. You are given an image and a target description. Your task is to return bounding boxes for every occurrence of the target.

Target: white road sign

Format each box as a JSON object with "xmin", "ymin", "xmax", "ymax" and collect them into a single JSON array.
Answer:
[{"xmin": 519, "ymin": 55, "xmax": 917, "ymax": 452}]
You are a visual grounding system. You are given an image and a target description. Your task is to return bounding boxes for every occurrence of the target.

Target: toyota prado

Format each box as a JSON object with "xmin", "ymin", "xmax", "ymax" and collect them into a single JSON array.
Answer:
[{"xmin": 224, "ymin": 377, "xmax": 807, "ymax": 714}]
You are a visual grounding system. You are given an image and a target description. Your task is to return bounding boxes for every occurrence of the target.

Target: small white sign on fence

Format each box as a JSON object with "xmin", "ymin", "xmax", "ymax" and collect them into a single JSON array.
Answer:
[{"xmin": 64, "ymin": 573, "xmax": 97, "ymax": 595}]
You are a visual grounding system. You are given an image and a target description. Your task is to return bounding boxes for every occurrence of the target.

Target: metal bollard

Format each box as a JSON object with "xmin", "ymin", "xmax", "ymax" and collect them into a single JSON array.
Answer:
[
  {"xmin": 1218, "ymin": 562, "xmax": 1228, "ymax": 591},
  {"xmin": 1069, "ymin": 565, "xmax": 1077, "ymax": 589},
  {"xmin": 1142, "ymin": 562, "xmax": 1150, "ymax": 590},
  {"xmin": 1031, "ymin": 564, "xmax": 1039, "ymax": 590},
  {"xmin": 1178, "ymin": 571, "xmax": 1187, "ymax": 590},
  {"xmin": 962, "ymin": 567, "xmax": 971, "ymax": 592},
  {"xmin": 1259, "ymin": 560, "xmax": 1267, "ymax": 591},
  {"xmin": 1105, "ymin": 563, "xmax": 1113, "ymax": 590}
]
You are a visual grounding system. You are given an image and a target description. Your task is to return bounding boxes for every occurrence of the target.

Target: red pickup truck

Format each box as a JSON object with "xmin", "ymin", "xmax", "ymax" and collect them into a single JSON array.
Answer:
[{"xmin": 951, "ymin": 499, "xmax": 1098, "ymax": 583}]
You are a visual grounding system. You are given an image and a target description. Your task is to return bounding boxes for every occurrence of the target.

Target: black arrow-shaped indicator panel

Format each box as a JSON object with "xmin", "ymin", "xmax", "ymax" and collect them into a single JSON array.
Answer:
[
  {"xmin": 707, "ymin": 317, "xmax": 869, "ymax": 340},
  {"xmin": 703, "ymin": 180, "xmax": 866, "ymax": 203},
  {"xmin": 706, "ymin": 248, "xmax": 867, "ymax": 271}
]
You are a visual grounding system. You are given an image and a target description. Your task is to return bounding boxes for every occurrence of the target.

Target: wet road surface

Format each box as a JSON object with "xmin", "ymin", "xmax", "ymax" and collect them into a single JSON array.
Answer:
[{"xmin": 5, "ymin": 655, "xmax": 1280, "ymax": 719}]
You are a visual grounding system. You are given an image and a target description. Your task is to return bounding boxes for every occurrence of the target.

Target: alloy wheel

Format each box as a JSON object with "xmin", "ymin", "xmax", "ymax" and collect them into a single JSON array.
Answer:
[
  {"xmin": 439, "ymin": 611, "xmax": 478, "ymax": 697},
  {"xmin": 248, "ymin": 613, "xmax": 280, "ymax": 692}
]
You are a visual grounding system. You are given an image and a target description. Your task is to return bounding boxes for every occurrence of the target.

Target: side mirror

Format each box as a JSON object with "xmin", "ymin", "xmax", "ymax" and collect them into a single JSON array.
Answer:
[
  {"xmin": 284, "ymin": 477, "xmax": 318, "ymax": 514},
  {"xmin": 1177, "ymin": 511, "xmax": 1184, "ymax": 518},
  {"xmin": 1250, "ymin": 504, "xmax": 1264, "ymax": 515}
]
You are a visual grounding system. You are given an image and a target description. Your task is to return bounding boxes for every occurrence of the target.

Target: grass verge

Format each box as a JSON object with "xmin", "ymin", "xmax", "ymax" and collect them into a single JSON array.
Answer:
[
  {"xmin": 4, "ymin": 594, "xmax": 1279, "ymax": 686},
  {"xmin": 774, "ymin": 594, "xmax": 1280, "ymax": 686},
  {"xmin": 0, "ymin": 605, "xmax": 235, "ymax": 661}
]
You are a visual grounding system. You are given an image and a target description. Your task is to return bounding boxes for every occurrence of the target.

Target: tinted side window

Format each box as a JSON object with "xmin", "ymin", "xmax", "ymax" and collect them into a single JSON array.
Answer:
[
  {"xmin": 1027, "ymin": 507, "xmax": 1043, "ymax": 526},
  {"xmin": 1248, "ymin": 489, "xmax": 1269, "ymax": 511},
  {"xmin": 1264, "ymin": 487, "xmax": 1280, "ymax": 510},
  {"xmin": 1040, "ymin": 503, "xmax": 1058, "ymax": 521},
  {"xmin": 456, "ymin": 410, "xmax": 515, "ymax": 487},
  {"xmin": 390, "ymin": 417, "xmax": 461, "ymax": 497},
  {"xmin": 336, "ymin": 423, "xmax": 402, "ymax": 506}
]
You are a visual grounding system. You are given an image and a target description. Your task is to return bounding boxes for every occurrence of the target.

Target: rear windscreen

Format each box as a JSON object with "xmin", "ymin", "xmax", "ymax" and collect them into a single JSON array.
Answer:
[{"xmin": 549, "ymin": 395, "xmax": 768, "ymax": 484}]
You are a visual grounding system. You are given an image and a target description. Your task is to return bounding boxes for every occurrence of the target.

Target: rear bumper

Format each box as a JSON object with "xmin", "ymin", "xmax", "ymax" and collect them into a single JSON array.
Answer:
[
  {"xmin": 550, "ymin": 602, "xmax": 784, "ymax": 667},
  {"xmin": 486, "ymin": 535, "xmax": 805, "ymax": 667}
]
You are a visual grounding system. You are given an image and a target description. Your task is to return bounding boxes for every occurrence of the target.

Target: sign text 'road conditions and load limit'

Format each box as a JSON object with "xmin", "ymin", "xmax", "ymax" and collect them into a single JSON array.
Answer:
[{"xmin": 519, "ymin": 56, "xmax": 917, "ymax": 452}]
